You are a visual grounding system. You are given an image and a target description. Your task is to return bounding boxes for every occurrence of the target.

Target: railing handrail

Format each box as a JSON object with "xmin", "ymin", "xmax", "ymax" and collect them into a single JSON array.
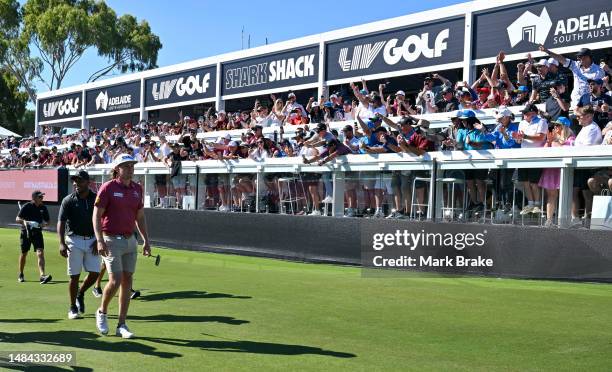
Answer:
[
  {"xmin": 46, "ymin": 145, "xmax": 612, "ymax": 176},
  {"xmin": 1, "ymin": 106, "xmax": 534, "ymax": 156}
]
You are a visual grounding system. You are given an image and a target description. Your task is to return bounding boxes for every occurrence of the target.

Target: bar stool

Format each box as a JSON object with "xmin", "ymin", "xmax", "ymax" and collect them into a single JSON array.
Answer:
[
  {"xmin": 163, "ymin": 196, "xmax": 177, "ymax": 209},
  {"xmin": 277, "ymin": 175, "xmax": 308, "ymax": 215},
  {"xmin": 478, "ymin": 179, "xmax": 496, "ymax": 224},
  {"xmin": 438, "ymin": 177, "xmax": 467, "ymax": 222},
  {"xmin": 511, "ymin": 181, "xmax": 545, "ymax": 226}
]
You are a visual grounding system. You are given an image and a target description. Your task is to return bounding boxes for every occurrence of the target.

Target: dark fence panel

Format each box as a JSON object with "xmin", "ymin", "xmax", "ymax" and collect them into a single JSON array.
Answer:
[{"xmin": 1, "ymin": 203, "xmax": 611, "ymax": 281}]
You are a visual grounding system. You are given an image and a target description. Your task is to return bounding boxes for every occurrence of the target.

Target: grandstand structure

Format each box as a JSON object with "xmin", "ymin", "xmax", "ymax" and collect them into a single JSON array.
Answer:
[{"xmin": 35, "ymin": 0, "xmax": 611, "ymax": 132}]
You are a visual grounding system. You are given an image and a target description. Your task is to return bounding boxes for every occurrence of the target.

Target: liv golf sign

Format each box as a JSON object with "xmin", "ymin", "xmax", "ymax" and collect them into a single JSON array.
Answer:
[
  {"xmin": 38, "ymin": 92, "xmax": 82, "ymax": 122},
  {"xmin": 145, "ymin": 66, "xmax": 217, "ymax": 107}
]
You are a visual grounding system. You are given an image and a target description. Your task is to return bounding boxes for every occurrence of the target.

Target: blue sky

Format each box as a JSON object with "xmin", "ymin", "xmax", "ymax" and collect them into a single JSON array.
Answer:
[{"xmin": 34, "ymin": 0, "xmax": 466, "ymax": 95}]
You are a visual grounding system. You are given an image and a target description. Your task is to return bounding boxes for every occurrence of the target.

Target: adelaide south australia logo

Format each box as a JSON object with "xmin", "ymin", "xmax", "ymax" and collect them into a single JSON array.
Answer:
[
  {"xmin": 507, "ymin": 6, "xmax": 612, "ymax": 48},
  {"xmin": 95, "ymin": 91, "xmax": 132, "ymax": 112}
]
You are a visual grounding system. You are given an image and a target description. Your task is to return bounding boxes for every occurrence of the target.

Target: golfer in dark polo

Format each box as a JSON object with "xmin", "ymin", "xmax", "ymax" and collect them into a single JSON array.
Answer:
[
  {"xmin": 58, "ymin": 170, "xmax": 100, "ymax": 320},
  {"xmin": 93, "ymin": 153, "xmax": 151, "ymax": 338},
  {"xmin": 16, "ymin": 190, "xmax": 52, "ymax": 284}
]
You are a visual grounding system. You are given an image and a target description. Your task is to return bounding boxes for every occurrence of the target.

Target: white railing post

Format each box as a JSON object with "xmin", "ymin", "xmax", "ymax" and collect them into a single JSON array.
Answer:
[
  {"xmin": 558, "ymin": 160, "xmax": 575, "ymax": 228},
  {"xmin": 332, "ymin": 167, "xmax": 345, "ymax": 217}
]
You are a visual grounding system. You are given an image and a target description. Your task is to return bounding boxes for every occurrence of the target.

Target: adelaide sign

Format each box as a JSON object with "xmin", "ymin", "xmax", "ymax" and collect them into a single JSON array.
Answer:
[
  {"xmin": 473, "ymin": 0, "xmax": 612, "ymax": 59},
  {"xmin": 86, "ymin": 81, "xmax": 140, "ymax": 115}
]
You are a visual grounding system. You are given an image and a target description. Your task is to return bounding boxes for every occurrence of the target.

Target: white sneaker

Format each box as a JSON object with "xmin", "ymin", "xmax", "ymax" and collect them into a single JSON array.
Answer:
[
  {"xmin": 218, "ymin": 205, "xmax": 229, "ymax": 212},
  {"xmin": 309, "ymin": 209, "xmax": 322, "ymax": 216},
  {"xmin": 373, "ymin": 209, "xmax": 385, "ymax": 218},
  {"xmin": 116, "ymin": 324, "xmax": 134, "ymax": 339},
  {"xmin": 68, "ymin": 307, "xmax": 81, "ymax": 320},
  {"xmin": 96, "ymin": 309, "xmax": 109, "ymax": 335},
  {"xmin": 321, "ymin": 196, "xmax": 333, "ymax": 203},
  {"xmin": 570, "ymin": 217, "xmax": 583, "ymax": 227},
  {"xmin": 344, "ymin": 208, "xmax": 355, "ymax": 218},
  {"xmin": 520, "ymin": 205, "xmax": 534, "ymax": 215},
  {"xmin": 531, "ymin": 205, "xmax": 542, "ymax": 214}
]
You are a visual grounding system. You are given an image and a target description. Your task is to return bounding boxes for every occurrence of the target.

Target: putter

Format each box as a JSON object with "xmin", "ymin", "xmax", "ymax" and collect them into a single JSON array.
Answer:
[{"xmin": 149, "ymin": 254, "xmax": 161, "ymax": 266}]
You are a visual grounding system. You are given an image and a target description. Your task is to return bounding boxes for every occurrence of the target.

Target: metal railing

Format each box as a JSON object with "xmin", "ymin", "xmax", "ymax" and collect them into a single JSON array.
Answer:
[{"xmin": 61, "ymin": 145, "xmax": 612, "ymax": 230}]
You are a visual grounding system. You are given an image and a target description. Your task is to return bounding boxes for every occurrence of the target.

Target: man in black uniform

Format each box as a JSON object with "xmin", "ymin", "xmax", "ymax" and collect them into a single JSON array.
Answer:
[
  {"xmin": 58, "ymin": 170, "xmax": 101, "ymax": 319},
  {"xmin": 16, "ymin": 190, "xmax": 52, "ymax": 283}
]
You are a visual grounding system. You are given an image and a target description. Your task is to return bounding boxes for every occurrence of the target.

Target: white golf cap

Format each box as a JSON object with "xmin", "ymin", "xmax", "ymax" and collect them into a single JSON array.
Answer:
[
  {"xmin": 395, "ymin": 90, "xmax": 406, "ymax": 96},
  {"xmin": 535, "ymin": 58, "xmax": 548, "ymax": 67},
  {"xmin": 223, "ymin": 133, "xmax": 231, "ymax": 140},
  {"xmin": 547, "ymin": 57, "xmax": 559, "ymax": 66},
  {"xmin": 288, "ymin": 92, "xmax": 296, "ymax": 98},
  {"xmin": 495, "ymin": 106, "xmax": 513, "ymax": 119},
  {"xmin": 330, "ymin": 94, "xmax": 338, "ymax": 99},
  {"xmin": 311, "ymin": 101, "xmax": 320, "ymax": 108},
  {"xmin": 218, "ymin": 110, "xmax": 226, "ymax": 115},
  {"xmin": 184, "ymin": 115, "xmax": 191, "ymax": 121},
  {"xmin": 113, "ymin": 153, "xmax": 138, "ymax": 167}
]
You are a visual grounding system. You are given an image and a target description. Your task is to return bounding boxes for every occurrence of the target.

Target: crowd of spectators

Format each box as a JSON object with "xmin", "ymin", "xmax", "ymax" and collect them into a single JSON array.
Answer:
[{"xmin": 1, "ymin": 47, "xmax": 611, "ymax": 224}]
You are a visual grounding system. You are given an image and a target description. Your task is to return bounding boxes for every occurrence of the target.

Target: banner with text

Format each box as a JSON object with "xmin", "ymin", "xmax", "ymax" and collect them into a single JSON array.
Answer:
[
  {"xmin": 38, "ymin": 92, "xmax": 82, "ymax": 123},
  {"xmin": 0, "ymin": 169, "xmax": 63, "ymax": 202},
  {"xmin": 325, "ymin": 17, "xmax": 465, "ymax": 81},
  {"xmin": 145, "ymin": 66, "xmax": 216, "ymax": 107},
  {"xmin": 473, "ymin": 0, "xmax": 612, "ymax": 60},
  {"xmin": 86, "ymin": 81, "xmax": 141, "ymax": 115},
  {"xmin": 221, "ymin": 45, "xmax": 320, "ymax": 96}
]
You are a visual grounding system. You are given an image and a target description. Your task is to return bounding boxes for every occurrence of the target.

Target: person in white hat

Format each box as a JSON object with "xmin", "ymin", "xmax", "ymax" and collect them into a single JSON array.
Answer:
[{"xmin": 93, "ymin": 153, "xmax": 151, "ymax": 339}]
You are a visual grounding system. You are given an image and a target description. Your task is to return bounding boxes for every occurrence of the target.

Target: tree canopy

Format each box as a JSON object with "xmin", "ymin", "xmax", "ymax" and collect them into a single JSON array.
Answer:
[{"xmin": 1, "ymin": 0, "xmax": 162, "ymax": 103}]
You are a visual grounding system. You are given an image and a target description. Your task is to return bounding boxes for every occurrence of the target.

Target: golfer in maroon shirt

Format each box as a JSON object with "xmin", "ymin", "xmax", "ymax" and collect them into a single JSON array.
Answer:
[{"xmin": 93, "ymin": 153, "xmax": 151, "ymax": 338}]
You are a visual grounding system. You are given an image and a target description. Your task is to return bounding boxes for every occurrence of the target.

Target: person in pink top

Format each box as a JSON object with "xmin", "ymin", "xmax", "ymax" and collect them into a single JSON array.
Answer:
[
  {"xmin": 93, "ymin": 153, "xmax": 151, "ymax": 339},
  {"xmin": 538, "ymin": 117, "xmax": 575, "ymax": 227}
]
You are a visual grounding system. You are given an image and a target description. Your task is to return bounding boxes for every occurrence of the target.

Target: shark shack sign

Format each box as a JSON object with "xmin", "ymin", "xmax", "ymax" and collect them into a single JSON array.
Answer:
[
  {"xmin": 221, "ymin": 46, "xmax": 319, "ymax": 95},
  {"xmin": 144, "ymin": 66, "xmax": 216, "ymax": 107},
  {"xmin": 325, "ymin": 18, "xmax": 465, "ymax": 81},
  {"xmin": 473, "ymin": 0, "xmax": 612, "ymax": 59},
  {"xmin": 38, "ymin": 92, "xmax": 82, "ymax": 122},
  {"xmin": 86, "ymin": 81, "xmax": 140, "ymax": 115}
]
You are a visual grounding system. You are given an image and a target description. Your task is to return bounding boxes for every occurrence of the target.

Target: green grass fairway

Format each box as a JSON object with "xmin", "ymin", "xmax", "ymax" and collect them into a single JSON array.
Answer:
[{"xmin": 1, "ymin": 227, "xmax": 612, "ymax": 371}]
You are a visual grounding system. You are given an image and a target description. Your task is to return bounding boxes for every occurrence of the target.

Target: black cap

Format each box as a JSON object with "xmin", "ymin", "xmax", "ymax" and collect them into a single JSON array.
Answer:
[
  {"xmin": 32, "ymin": 190, "xmax": 45, "ymax": 199},
  {"xmin": 316, "ymin": 123, "xmax": 327, "ymax": 132},
  {"xmin": 424, "ymin": 75, "xmax": 434, "ymax": 81},
  {"xmin": 441, "ymin": 87, "xmax": 454, "ymax": 94},
  {"xmin": 342, "ymin": 125, "xmax": 353, "ymax": 132},
  {"xmin": 521, "ymin": 103, "xmax": 539, "ymax": 114},
  {"xmin": 70, "ymin": 170, "xmax": 90, "ymax": 181},
  {"xmin": 398, "ymin": 117, "xmax": 416, "ymax": 126},
  {"xmin": 374, "ymin": 126, "xmax": 388, "ymax": 133},
  {"xmin": 576, "ymin": 48, "xmax": 592, "ymax": 57}
]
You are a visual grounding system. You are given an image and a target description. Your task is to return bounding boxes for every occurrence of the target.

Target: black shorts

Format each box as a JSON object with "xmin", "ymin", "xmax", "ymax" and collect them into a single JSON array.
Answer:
[
  {"xmin": 464, "ymin": 169, "xmax": 488, "ymax": 181},
  {"xmin": 573, "ymin": 169, "xmax": 591, "ymax": 190},
  {"xmin": 20, "ymin": 229, "xmax": 44, "ymax": 253},
  {"xmin": 154, "ymin": 174, "xmax": 167, "ymax": 186},
  {"xmin": 205, "ymin": 174, "xmax": 219, "ymax": 187},
  {"xmin": 517, "ymin": 168, "xmax": 542, "ymax": 184}
]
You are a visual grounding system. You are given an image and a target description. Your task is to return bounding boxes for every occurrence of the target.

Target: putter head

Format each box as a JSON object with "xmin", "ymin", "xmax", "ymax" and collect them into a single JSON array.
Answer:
[{"xmin": 155, "ymin": 255, "xmax": 161, "ymax": 266}]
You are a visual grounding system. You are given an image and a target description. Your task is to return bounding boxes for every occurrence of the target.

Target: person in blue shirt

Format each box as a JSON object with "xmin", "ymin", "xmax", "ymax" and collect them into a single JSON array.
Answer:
[
  {"xmin": 484, "ymin": 106, "xmax": 521, "ymax": 149},
  {"xmin": 456, "ymin": 110, "xmax": 489, "ymax": 213},
  {"xmin": 484, "ymin": 106, "xmax": 521, "ymax": 213},
  {"xmin": 360, "ymin": 127, "xmax": 400, "ymax": 218}
]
